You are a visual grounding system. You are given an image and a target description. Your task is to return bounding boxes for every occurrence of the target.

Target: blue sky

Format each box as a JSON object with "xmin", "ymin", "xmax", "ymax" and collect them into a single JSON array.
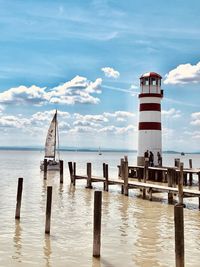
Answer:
[{"xmin": 0, "ymin": 0, "xmax": 200, "ymax": 151}]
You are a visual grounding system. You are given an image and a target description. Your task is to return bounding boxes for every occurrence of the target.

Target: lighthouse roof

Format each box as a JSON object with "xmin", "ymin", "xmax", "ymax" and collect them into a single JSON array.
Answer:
[{"xmin": 140, "ymin": 72, "xmax": 162, "ymax": 79}]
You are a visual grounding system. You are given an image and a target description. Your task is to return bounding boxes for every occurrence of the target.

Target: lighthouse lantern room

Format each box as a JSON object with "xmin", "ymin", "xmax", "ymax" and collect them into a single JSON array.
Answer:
[{"xmin": 137, "ymin": 72, "xmax": 163, "ymax": 166}]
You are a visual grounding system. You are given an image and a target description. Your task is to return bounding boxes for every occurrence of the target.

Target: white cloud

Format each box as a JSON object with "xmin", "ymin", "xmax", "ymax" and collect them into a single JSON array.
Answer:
[
  {"xmin": 104, "ymin": 111, "xmax": 135, "ymax": 121},
  {"xmin": 162, "ymin": 108, "xmax": 181, "ymax": 119},
  {"xmin": 69, "ymin": 126, "xmax": 97, "ymax": 134},
  {"xmin": 101, "ymin": 67, "xmax": 120, "ymax": 78},
  {"xmin": 0, "ymin": 76, "xmax": 102, "ymax": 106},
  {"xmin": 164, "ymin": 61, "xmax": 200, "ymax": 85},
  {"xmin": 49, "ymin": 76, "xmax": 102, "ymax": 105},
  {"xmin": 73, "ymin": 120, "xmax": 101, "ymax": 128},
  {"xmin": 74, "ymin": 113, "xmax": 108, "ymax": 123},
  {"xmin": 32, "ymin": 110, "xmax": 70, "ymax": 121},
  {"xmin": 0, "ymin": 115, "xmax": 31, "ymax": 128},
  {"xmin": 184, "ymin": 130, "xmax": 200, "ymax": 139},
  {"xmin": 99, "ymin": 124, "xmax": 135, "ymax": 134},
  {"xmin": 162, "ymin": 127, "xmax": 174, "ymax": 138},
  {"xmin": 191, "ymin": 112, "xmax": 200, "ymax": 126},
  {"xmin": 0, "ymin": 85, "xmax": 48, "ymax": 105}
]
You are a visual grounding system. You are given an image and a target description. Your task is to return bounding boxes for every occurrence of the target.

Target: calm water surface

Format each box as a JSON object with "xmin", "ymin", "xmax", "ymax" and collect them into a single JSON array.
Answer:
[{"xmin": 0, "ymin": 150, "xmax": 200, "ymax": 267}]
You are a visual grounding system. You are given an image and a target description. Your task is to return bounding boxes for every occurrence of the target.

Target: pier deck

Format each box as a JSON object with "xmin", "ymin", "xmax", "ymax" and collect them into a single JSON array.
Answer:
[
  {"xmin": 74, "ymin": 174, "xmax": 200, "ymax": 198},
  {"xmin": 68, "ymin": 160, "xmax": 200, "ymax": 209}
]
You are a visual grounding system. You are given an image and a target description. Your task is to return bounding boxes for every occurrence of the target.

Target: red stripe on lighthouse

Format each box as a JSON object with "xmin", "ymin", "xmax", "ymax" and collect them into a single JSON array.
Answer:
[
  {"xmin": 138, "ymin": 93, "xmax": 162, "ymax": 98},
  {"xmin": 139, "ymin": 122, "xmax": 161, "ymax": 130},
  {"xmin": 140, "ymin": 103, "xmax": 161, "ymax": 111}
]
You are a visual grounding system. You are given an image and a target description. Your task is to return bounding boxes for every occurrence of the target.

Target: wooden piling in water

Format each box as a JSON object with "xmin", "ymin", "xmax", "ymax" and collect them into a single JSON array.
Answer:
[
  {"xmin": 167, "ymin": 168, "xmax": 174, "ymax": 204},
  {"xmin": 143, "ymin": 158, "xmax": 149, "ymax": 198},
  {"xmin": 175, "ymin": 158, "xmax": 180, "ymax": 168},
  {"xmin": 68, "ymin": 162, "xmax": 73, "ymax": 183},
  {"xmin": 120, "ymin": 159, "xmax": 125, "ymax": 194},
  {"xmin": 45, "ymin": 186, "xmax": 52, "ymax": 234},
  {"xmin": 103, "ymin": 163, "xmax": 106, "ymax": 178},
  {"xmin": 44, "ymin": 159, "xmax": 47, "ymax": 180},
  {"xmin": 189, "ymin": 159, "xmax": 193, "ymax": 186},
  {"xmin": 149, "ymin": 188, "xmax": 152, "ymax": 201},
  {"xmin": 178, "ymin": 163, "xmax": 184, "ymax": 205},
  {"xmin": 198, "ymin": 172, "xmax": 200, "ymax": 209},
  {"xmin": 59, "ymin": 160, "xmax": 63, "ymax": 184},
  {"xmin": 15, "ymin": 177, "xmax": 23, "ymax": 219},
  {"xmin": 124, "ymin": 158, "xmax": 129, "ymax": 196},
  {"xmin": 86, "ymin": 163, "xmax": 92, "ymax": 189},
  {"xmin": 119, "ymin": 158, "xmax": 124, "ymax": 177},
  {"xmin": 93, "ymin": 191, "xmax": 102, "ymax": 257},
  {"xmin": 73, "ymin": 162, "xmax": 76, "ymax": 186},
  {"xmin": 103, "ymin": 163, "xmax": 106, "ymax": 190},
  {"xmin": 174, "ymin": 204, "xmax": 184, "ymax": 267},
  {"xmin": 104, "ymin": 164, "xmax": 109, "ymax": 192}
]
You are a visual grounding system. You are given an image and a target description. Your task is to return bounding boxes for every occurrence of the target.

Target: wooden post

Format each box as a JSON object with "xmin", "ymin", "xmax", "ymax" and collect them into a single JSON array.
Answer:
[
  {"xmin": 149, "ymin": 188, "xmax": 152, "ymax": 201},
  {"xmin": 15, "ymin": 178, "xmax": 23, "ymax": 219},
  {"xmin": 68, "ymin": 162, "xmax": 73, "ymax": 183},
  {"xmin": 172, "ymin": 169, "xmax": 177, "ymax": 188},
  {"xmin": 162, "ymin": 170, "xmax": 167, "ymax": 183},
  {"xmin": 104, "ymin": 164, "xmax": 109, "ymax": 192},
  {"xmin": 44, "ymin": 159, "xmax": 47, "ymax": 180},
  {"xmin": 167, "ymin": 168, "xmax": 174, "ymax": 204},
  {"xmin": 183, "ymin": 172, "xmax": 187, "ymax": 186},
  {"xmin": 73, "ymin": 162, "xmax": 76, "ymax": 186},
  {"xmin": 174, "ymin": 204, "xmax": 184, "ymax": 267},
  {"xmin": 86, "ymin": 163, "xmax": 92, "ymax": 189},
  {"xmin": 103, "ymin": 163, "xmax": 106, "ymax": 178},
  {"xmin": 124, "ymin": 158, "xmax": 129, "ymax": 196},
  {"xmin": 103, "ymin": 163, "xmax": 106, "ymax": 190},
  {"xmin": 45, "ymin": 186, "xmax": 52, "ymax": 234},
  {"xmin": 121, "ymin": 159, "xmax": 125, "ymax": 194},
  {"xmin": 59, "ymin": 160, "xmax": 63, "ymax": 184},
  {"xmin": 93, "ymin": 191, "xmax": 102, "ymax": 257},
  {"xmin": 198, "ymin": 172, "xmax": 200, "ymax": 209},
  {"xmin": 174, "ymin": 158, "xmax": 180, "ymax": 168},
  {"xmin": 189, "ymin": 159, "xmax": 193, "ymax": 186},
  {"xmin": 143, "ymin": 158, "xmax": 149, "ymax": 182},
  {"xmin": 178, "ymin": 163, "xmax": 184, "ymax": 205},
  {"xmin": 143, "ymin": 158, "xmax": 149, "ymax": 198},
  {"xmin": 137, "ymin": 167, "xmax": 142, "ymax": 182},
  {"xmin": 119, "ymin": 158, "xmax": 124, "ymax": 177}
]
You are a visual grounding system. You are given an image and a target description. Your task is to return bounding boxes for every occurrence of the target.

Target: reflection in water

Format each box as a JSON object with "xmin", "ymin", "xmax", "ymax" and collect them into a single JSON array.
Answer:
[
  {"xmin": 13, "ymin": 220, "xmax": 22, "ymax": 262},
  {"xmin": 92, "ymin": 257, "xmax": 101, "ymax": 267},
  {"xmin": 68, "ymin": 183, "xmax": 76, "ymax": 197},
  {"xmin": 43, "ymin": 235, "xmax": 52, "ymax": 267},
  {"xmin": 118, "ymin": 196, "xmax": 129, "ymax": 238}
]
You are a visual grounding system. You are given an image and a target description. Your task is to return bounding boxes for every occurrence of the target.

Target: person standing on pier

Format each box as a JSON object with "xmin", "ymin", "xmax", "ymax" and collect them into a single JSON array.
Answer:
[
  {"xmin": 149, "ymin": 151, "xmax": 154, "ymax": 166},
  {"xmin": 157, "ymin": 151, "xmax": 162, "ymax": 166}
]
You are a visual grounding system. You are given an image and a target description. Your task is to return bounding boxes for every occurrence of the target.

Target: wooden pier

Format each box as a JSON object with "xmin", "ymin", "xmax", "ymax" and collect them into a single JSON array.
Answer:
[{"xmin": 68, "ymin": 160, "xmax": 200, "ymax": 209}]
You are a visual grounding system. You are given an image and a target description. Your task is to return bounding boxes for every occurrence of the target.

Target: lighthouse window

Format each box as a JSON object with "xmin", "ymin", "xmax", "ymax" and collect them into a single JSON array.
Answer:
[
  {"xmin": 144, "ymin": 78, "xmax": 149, "ymax": 85},
  {"xmin": 151, "ymin": 78, "xmax": 156, "ymax": 85}
]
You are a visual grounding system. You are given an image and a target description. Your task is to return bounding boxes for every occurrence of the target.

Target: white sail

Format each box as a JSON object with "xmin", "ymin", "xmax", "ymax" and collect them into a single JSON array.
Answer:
[{"xmin": 45, "ymin": 112, "xmax": 57, "ymax": 158}]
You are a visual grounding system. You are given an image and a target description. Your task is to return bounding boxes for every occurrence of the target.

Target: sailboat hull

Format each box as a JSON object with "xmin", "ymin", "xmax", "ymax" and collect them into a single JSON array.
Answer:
[{"xmin": 40, "ymin": 160, "xmax": 60, "ymax": 171}]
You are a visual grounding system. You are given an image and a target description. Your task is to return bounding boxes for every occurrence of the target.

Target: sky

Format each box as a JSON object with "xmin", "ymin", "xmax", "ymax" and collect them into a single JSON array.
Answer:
[{"xmin": 0, "ymin": 0, "xmax": 200, "ymax": 152}]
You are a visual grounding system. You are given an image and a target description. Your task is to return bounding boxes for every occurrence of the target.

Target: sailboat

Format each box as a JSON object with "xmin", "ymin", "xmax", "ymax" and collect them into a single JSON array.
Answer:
[
  {"xmin": 98, "ymin": 146, "xmax": 102, "ymax": 155},
  {"xmin": 40, "ymin": 110, "xmax": 60, "ymax": 171}
]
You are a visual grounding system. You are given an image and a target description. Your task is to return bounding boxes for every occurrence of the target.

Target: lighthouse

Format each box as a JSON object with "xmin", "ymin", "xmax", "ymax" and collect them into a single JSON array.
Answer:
[{"xmin": 137, "ymin": 72, "xmax": 163, "ymax": 166}]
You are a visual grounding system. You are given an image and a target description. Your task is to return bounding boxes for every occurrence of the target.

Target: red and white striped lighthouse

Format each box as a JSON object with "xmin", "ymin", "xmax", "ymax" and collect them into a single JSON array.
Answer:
[{"xmin": 137, "ymin": 72, "xmax": 163, "ymax": 166}]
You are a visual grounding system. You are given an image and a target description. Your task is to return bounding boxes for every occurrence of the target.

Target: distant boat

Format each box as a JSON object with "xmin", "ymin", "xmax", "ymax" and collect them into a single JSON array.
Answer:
[
  {"xmin": 40, "ymin": 110, "xmax": 61, "ymax": 171},
  {"xmin": 98, "ymin": 147, "xmax": 102, "ymax": 155},
  {"xmin": 181, "ymin": 152, "xmax": 185, "ymax": 156}
]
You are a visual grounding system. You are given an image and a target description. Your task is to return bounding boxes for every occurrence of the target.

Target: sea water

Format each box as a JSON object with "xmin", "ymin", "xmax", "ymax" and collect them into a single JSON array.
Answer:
[{"xmin": 0, "ymin": 150, "xmax": 200, "ymax": 267}]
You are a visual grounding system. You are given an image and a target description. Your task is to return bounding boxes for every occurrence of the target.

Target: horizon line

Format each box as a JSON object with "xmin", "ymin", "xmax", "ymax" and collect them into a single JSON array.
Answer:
[{"xmin": 0, "ymin": 146, "xmax": 199, "ymax": 154}]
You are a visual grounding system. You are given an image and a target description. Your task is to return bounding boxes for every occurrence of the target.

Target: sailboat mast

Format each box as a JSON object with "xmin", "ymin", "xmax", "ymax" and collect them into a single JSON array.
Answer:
[{"xmin": 54, "ymin": 110, "xmax": 57, "ymax": 160}]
